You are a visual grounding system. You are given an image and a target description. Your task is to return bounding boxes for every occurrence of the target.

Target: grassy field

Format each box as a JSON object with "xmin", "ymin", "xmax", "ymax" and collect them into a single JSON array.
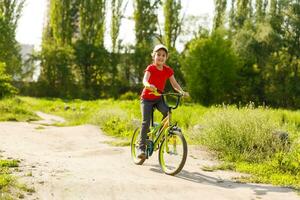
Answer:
[{"xmin": 1, "ymin": 96, "xmax": 300, "ymax": 190}]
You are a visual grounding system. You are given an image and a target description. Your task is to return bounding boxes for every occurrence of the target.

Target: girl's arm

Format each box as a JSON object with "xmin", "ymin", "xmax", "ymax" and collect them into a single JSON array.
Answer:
[
  {"xmin": 169, "ymin": 75, "xmax": 189, "ymax": 96},
  {"xmin": 143, "ymin": 71, "xmax": 156, "ymax": 91}
]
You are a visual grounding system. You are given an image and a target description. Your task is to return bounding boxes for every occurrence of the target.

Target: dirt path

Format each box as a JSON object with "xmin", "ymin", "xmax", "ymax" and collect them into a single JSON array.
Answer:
[{"xmin": 0, "ymin": 112, "xmax": 299, "ymax": 200}]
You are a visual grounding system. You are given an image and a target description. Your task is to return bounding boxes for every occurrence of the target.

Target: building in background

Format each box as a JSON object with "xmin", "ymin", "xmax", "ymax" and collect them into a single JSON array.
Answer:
[{"xmin": 20, "ymin": 44, "xmax": 37, "ymax": 81}]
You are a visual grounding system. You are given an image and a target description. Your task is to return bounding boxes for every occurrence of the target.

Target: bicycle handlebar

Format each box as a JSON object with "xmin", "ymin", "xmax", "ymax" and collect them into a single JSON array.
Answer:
[{"xmin": 161, "ymin": 92, "xmax": 183, "ymax": 110}]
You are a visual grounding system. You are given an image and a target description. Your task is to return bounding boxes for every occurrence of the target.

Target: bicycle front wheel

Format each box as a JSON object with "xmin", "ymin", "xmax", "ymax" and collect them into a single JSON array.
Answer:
[{"xmin": 158, "ymin": 130, "xmax": 187, "ymax": 175}]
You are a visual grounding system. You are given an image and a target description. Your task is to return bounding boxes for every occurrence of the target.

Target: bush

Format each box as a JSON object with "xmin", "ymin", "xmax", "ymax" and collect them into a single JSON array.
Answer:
[
  {"xmin": 119, "ymin": 91, "xmax": 139, "ymax": 100},
  {"xmin": 0, "ymin": 97, "xmax": 38, "ymax": 122},
  {"xmin": 91, "ymin": 107, "xmax": 137, "ymax": 138},
  {"xmin": 0, "ymin": 62, "xmax": 17, "ymax": 99},
  {"xmin": 181, "ymin": 31, "xmax": 239, "ymax": 105}
]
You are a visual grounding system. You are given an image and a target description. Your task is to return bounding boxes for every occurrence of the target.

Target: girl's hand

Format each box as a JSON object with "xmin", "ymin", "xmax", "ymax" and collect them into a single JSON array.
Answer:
[
  {"xmin": 146, "ymin": 84, "xmax": 157, "ymax": 91},
  {"xmin": 180, "ymin": 91, "xmax": 189, "ymax": 97}
]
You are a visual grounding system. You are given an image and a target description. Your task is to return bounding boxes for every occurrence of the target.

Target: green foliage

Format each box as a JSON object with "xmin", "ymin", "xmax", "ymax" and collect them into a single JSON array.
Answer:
[
  {"xmin": 27, "ymin": 0, "xmax": 300, "ymax": 108},
  {"xmin": 182, "ymin": 31, "xmax": 239, "ymax": 105},
  {"xmin": 227, "ymin": 0, "xmax": 300, "ymax": 108},
  {"xmin": 235, "ymin": 0, "xmax": 252, "ymax": 28},
  {"xmin": 165, "ymin": 49, "xmax": 185, "ymax": 87},
  {"xmin": 0, "ymin": 0, "xmax": 23, "ymax": 78},
  {"xmin": 40, "ymin": 0, "xmax": 80, "ymax": 98},
  {"xmin": 110, "ymin": 0, "xmax": 125, "ymax": 53},
  {"xmin": 92, "ymin": 107, "xmax": 134, "ymax": 138},
  {"xmin": 0, "ymin": 160, "xmax": 19, "ymax": 168},
  {"xmin": 0, "ymin": 174, "xmax": 14, "ymax": 191},
  {"xmin": 274, "ymin": 144, "xmax": 300, "ymax": 176},
  {"xmin": 119, "ymin": 91, "xmax": 139, "ymax": 100},
  {"xmin": 49, "ymin": 0, "xmax": 79, "ymax": 45},
  {"xmin": 39, "ymin": 0, "xmax": 110, "ymax": 99},
  {"xmin": 265, "ymin": 48, "xmax": 300, "ymax": 107},
  {"xmin": 233, "ymin": 161, "xmax": 300, "ymax": 189},
  {"xmin": 133, "ymin": 0, "xmax": 160, "ymax": 83},
  {"xmin": 79, "ymin": 0, "xmax": 106, "ymax": 46},
  {"xmin": 89, "ymin": 100, "xmax": 141, "ymax": 138},
  {"xmin": 73, "ymin": 40, "xmax": 111, "ymax": 98},
  {"xmin": 198, "ymin": 106, "xmax": 286, "ymax": 162},
  {"xmin": 0, "ymin": 97, "xmax": 38, "ymax": 121},
  {"xmin": 0, "ymin": 62, "xmax": 17, "ymax": 99},
  {"xmin": 213, "ymin": 0, "xmax": 227, "ymax": 30},
  {"xmin": 194, "ymin": 104, "xmax": 300, "ymax": 188},
  {"xmin": 231, "ymin": 21, "xmax": 269, "ymax": 104},
  {"xmin": 39, "ymin": 43, "xmax": 78, "ymax": 98},
  {"xmin": 0, "ymin": 158, "xmax": 33, "ymax": 199},
  {"xmin": 163, "ymin": 0, "xmax": 182, "ymax": 49}
]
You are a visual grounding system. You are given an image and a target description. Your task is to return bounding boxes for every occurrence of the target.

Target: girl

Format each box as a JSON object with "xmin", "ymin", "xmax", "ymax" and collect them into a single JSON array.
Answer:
[{"xmin": 137, "ymin": 44, "xmax": 188, "ymax": 159}]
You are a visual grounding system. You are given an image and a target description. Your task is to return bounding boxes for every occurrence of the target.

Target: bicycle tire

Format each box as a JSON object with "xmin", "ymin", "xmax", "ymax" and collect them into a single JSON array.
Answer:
[
  {"xmin": 158, "ymin": 130, "xmax": 187, "ymax": 175},
  {"xmin": 130, "ymin": 127, "xmax": 146, "ymax": 165}
]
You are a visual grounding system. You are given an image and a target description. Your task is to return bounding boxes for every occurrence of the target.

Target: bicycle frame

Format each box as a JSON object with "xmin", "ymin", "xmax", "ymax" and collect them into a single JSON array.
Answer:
[
  {"xmin": 148, "ymin": 93, "xmax": 181, "ymax": 152},
  {"xmin": 150, "ymin": 114, "xmax": 170, "ymax": 151}
]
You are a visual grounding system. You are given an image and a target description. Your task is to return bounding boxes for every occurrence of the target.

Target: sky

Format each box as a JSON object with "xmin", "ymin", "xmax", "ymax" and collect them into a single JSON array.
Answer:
[{"xmin": 16, "ymin": 0, "xmax": 215, "ymax": 50}]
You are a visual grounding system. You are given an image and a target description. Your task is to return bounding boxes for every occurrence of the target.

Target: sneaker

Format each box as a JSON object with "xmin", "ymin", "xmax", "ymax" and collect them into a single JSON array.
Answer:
[{"xmin": 137, "ymin": 148, "xmax": 146, "ymax": 159}]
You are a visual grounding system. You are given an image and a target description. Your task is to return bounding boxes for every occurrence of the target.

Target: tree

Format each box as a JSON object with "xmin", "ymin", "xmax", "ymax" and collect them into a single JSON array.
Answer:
[
  {"xmin": 111, "ymin": 0, "xmax": 126, "ymax": 53},
  {"xmin": 0, "ymin": 0, "xmax": 24, "ymax": 79},
  {"xmin": 49, "ymin": 0, "xmax": 79, "ymax": 45},
  {"xmin": 110, "ymin": 0, "xmax": 127, "ymax": 97},
  {"xmin": 39, "ymin": 0, "xmax": 79, "ymax": 98},
  {"xmin": 133, "ymin": 0, "xmax": 160, "ymax": 83},
  {"xmin": 73, "ymin": 40, "xmax": 110, "ymax": 98},
  {"xmin": 265, "ymin": 0, "xmax": 300, "ymax": 107},
  {"xmin": 75, "ymin": 0, "xmax": 108, "ymax": 98},
  {"xmin": 236, "ymin": 0, "xmax": 252, "ymax": 28},
  {"xmin": 79, "ymin": 0, "xmax": 106, "ymax": 46},
  {"xmin": 39, "ymin": 43, "xmax": 77, "ymax": 98},
  {"xmin": 163, "ymin": 0, "xmax": 182, "ymax": 49},
  {"xmin": 213, "ymin": 0, "xmax": 227, "ymax": 30},
  {"xmin": 229, "ymin": 0, "xmax": 236, "ymax": 33},
  {"xmin": 0, "ymin": 62, "xmax": 17, "ymax": 98},
  {"xmin": 162, "ymin": 0, "xmax": 185, "ymax": 87},
  {"xmin": 182, "ymin": 31, "xmax": 239, "ymax": 105}
]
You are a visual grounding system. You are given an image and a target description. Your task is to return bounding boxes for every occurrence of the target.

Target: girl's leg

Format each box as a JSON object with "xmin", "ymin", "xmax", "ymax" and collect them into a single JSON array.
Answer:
[
  {"xmin": 139, "ymin": 100, "xmax": 154, "ymax": 153},
  {"xmin": 155, "ymin": 97, "xmax": 169, "ymax": 119}
]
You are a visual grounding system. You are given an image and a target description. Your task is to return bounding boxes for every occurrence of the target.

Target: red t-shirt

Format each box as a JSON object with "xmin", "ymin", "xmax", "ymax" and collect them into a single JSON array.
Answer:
[{"xmin": 141, "ymin": 64, "xmax": 174, "ymax": 100}]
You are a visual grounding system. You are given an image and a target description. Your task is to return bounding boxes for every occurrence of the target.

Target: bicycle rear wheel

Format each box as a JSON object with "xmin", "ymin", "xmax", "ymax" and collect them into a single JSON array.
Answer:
[
  {"xmin": 158, "ymin": 130, "xmax": 187, "ymax": 175},
  {"xmin": 130, "ymin": 127, "xmax": 146, "ymax": 165}
]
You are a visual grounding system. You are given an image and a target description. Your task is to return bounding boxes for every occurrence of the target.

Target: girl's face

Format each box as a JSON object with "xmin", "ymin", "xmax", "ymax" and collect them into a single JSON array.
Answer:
[{"xmin": 153, "ymin": 49, "xmax": 168, "ymax": 66}]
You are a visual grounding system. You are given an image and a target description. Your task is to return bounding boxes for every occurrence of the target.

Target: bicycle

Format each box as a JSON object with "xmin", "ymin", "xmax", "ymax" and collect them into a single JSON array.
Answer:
[{"xmin": 130, "ymin": 92, "xmax": 188, "ymax": 176}]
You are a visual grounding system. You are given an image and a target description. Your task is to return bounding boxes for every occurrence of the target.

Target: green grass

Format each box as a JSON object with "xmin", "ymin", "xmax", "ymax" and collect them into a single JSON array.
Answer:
[
  {"xmin": 0, "ymin": 160, "xmax": 19, "ymax": 168},
  {"xmin": 194, "ymin": 105, "xmax": 300, "ymax": 189},
  {"xmin": 235, "ymin": 161, "xmax": 300, "ymax": 189},
  {"xmin": 0, "ymin": 97, "xmax": 39, "ymax": 122},
  {"xmin": 1, "ymin": 96, "xmax": 300, "ymax": 190},
  {"xmin": 0, "ymin": 159, "xmax": 34, "ymax": 199}
]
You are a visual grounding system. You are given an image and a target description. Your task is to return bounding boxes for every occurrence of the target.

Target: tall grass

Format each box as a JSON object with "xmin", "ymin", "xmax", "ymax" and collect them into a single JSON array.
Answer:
[
  {"xmin": 0, "ymin": 97, "xmax": 39, "ymax": 122},
  {"xmin": 88, "ymin": 100, "xmax": 141, "ymax": 138},
  {"xmin": 198, "ymin": 106, "xmax": 284, "ymax": 161},
  {"xmin": 194, "ymin": 105, "xmax": 300, "ymax": 188}
]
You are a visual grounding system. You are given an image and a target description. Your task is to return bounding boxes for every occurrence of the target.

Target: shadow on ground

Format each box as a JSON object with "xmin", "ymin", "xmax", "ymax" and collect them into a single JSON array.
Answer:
[{"xmin": 149, "ymin": 165, "xmax": 297, "ymax": 197}]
